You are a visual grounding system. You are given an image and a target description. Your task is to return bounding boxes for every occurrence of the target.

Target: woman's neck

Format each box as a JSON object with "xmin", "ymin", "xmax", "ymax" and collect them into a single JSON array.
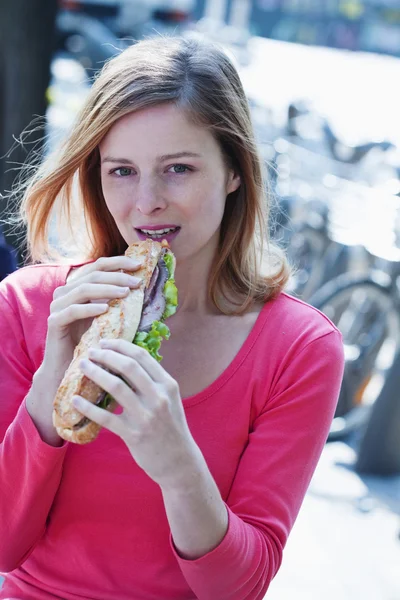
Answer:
[{"xmin": 174, "ymin": 258, "xmax": 217, "ymax": 315}]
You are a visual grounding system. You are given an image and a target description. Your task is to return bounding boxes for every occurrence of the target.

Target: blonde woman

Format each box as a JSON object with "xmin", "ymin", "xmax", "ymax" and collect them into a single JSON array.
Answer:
[{"xmin": 0, "ymin": 35, "xmax": 344, "ymax": 600}]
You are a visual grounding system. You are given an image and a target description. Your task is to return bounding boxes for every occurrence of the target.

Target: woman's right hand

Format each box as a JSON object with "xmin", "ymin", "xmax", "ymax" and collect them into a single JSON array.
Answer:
[{"xmin": 26, "ymin": 255, "xmax": 143, "ymax": 445}]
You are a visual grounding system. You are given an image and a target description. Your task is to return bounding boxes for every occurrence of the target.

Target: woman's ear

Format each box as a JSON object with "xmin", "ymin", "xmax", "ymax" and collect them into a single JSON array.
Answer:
[{"xmin": 226, "ymin": 170, "xmax": 241, "ymax": 195}]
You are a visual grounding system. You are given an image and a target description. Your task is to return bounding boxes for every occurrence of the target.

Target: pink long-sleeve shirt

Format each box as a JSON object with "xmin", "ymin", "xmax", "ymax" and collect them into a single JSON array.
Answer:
[{"xmin": 0, "ymin": 263, "xmax": 344, "ymax": 600}]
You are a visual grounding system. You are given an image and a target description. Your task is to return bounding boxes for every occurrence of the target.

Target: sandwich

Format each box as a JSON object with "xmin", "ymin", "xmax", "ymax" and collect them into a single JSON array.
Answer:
[{"xmin": 52, "ymin": 239, "xmax": 178, "ymax": 444}]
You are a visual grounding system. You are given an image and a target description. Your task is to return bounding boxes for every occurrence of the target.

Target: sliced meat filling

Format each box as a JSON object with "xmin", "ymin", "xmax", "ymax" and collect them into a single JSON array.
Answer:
[
  {"xmin": 138, "ymin": 256, "xmax": 169, "ymax": 332},
  {"xmin": 72, "ymin": 416, "xmax": 91, "ymax": 431},
  {"xmin": 143, "ymin": 264, "xmax": 159, "ymax": 305}
]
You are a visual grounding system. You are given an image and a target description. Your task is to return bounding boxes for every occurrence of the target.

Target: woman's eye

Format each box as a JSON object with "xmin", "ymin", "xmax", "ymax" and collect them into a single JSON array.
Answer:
[
  {"xmin": 168, "ymin": 164, "xmax": 190, "ymax": 174},
  {"xmin": 112, "ymin": 167, "xmax": 133, "ymax": 177}
]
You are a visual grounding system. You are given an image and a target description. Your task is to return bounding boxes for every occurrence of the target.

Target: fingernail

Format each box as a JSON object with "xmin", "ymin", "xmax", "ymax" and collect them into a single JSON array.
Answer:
[
  {"xmin": 72, "ymin": 396, "xmax": 82, "ymax": 408},
  {"xmin": 128, "ymin": 276, "xmax": 141, "ymax": 285}
]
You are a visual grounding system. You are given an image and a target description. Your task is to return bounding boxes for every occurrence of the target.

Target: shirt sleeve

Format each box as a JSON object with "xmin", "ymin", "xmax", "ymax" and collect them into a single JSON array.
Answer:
[
  {"xmin": 0, "ymin": 291, "xmax": 68, "ymax": 573},
  {"xmin": 171, "ymin": 330, "xmax": 344, "ymax": 600}
]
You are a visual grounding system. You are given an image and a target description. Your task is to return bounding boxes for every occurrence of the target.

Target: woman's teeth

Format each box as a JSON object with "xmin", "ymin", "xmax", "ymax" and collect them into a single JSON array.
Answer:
[{"xmin": 138, "ymin": 227, "xmax": 178, "ymax": 238}]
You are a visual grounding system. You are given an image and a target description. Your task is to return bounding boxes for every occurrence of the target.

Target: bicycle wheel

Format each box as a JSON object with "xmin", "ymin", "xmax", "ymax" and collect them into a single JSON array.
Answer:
[
  {"xmin": 356, "ymin": 349, "xmax": 400, "ymax": 475},
  {"xmin": 310, "ymin": 276, "xmax": 400, "ymax": 440}
]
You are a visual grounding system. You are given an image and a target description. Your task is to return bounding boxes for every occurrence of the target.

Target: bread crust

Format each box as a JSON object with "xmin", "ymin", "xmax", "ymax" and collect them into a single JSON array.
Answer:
[{"xmin": 52, "ymin": 239, "xmax": 168, "ymax": 444}]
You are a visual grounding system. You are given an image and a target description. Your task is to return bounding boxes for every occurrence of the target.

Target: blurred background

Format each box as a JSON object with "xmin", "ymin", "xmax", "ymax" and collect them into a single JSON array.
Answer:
[{"xmin": 1, "ymin": 1, "xmax": 400, "ymax": 598}]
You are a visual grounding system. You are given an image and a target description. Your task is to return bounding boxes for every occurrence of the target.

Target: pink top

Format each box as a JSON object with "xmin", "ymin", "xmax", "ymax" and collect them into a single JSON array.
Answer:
[{"xmin": 0, "ymin": 263, "xmax": 344, "ymax": 600}]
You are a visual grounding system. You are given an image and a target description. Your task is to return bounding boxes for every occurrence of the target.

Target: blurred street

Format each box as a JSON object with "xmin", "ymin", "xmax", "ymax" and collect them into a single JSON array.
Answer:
[{"xmin": 268, "ymin": 439, "xmax": 400, "ymax": 599}]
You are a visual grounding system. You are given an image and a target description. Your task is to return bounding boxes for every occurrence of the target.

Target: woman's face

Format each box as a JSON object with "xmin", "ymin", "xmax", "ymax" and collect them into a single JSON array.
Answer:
[{"xmin": 99, "ymin": 103, "xmax": 240, "ymax": 263}]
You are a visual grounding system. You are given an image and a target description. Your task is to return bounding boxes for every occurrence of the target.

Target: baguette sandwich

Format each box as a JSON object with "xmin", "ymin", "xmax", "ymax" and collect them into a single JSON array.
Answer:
[{"xmin": 52, "ymin": 239, "xmax": 178, "ymax": 444}]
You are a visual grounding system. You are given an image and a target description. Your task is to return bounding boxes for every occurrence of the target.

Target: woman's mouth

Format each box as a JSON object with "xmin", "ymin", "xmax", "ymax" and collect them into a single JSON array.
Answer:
[{"xmin": 135, "ymin": 226, "xmax": 181, "ymax": 243}]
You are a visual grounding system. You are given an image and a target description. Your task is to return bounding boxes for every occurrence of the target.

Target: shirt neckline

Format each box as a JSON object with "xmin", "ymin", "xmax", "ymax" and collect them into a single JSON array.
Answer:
[{"xmin": 182, "ymin": 299, "xmax": 274, "ymax": 407}]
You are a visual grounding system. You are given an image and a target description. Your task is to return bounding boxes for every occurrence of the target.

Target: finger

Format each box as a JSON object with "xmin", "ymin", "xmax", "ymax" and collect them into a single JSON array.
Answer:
[
  {"xmin": 52, "ymin": 283, "xmax": 132, "ymax": 311},
  {"xmin": 80, "ymin": 271, "xmax": 142, "ymax": 305},
  {"xmin": 71, "ymin": 395, "xmax": 122, "ymax": 438},
  {"xmin": 79, "ymin": 358, "xmax": 145, "ymax": 416},
  {"xmin": 47, "ymin": 303, "xmax": 109, "ymax": 329},
  {"xmin": 93, "ymin": 255, "xmax": 144, "ymax": 276},
  {"xmin": 87, "ymin": 347, "xmax": 155, "ymax": 399},
  {"xmin": 65, "ymin": 255, "xmax": 144, "ymax": 288},
  {"xmin": 98, "ymin": 338, "xmax": 163, "ymax": 382},
  {"xmin": 65, "ymin": 270, "xmax": 143, "ymax": 293}
]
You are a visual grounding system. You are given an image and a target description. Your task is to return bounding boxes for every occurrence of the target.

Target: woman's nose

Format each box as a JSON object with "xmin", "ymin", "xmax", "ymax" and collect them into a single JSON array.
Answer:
[{"xmin": 135, "ymin": 179, "xmax": 167, "ymax": 215}]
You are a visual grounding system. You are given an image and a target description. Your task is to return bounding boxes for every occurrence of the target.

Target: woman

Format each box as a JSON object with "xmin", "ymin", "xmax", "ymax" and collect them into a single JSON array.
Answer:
[{"xmin": 0, "ymin": 35, "xmax": 344, "ymax": 599}]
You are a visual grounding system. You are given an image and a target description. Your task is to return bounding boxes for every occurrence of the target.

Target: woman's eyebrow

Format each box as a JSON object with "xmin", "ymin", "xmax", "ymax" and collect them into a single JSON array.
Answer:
[
  {"xmin": 101, "ymin": 157, "xmax": 133, "ymax": 165},
  {"xmin": 101, "ymin": 151, "xmax": 202, "ymax": 165},
  {"xmin": 157, "ymin": 151, "xmax": 202, "ymax": 161}
]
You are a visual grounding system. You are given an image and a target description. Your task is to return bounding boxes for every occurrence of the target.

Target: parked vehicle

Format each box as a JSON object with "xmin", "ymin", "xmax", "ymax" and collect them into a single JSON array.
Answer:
[
  {"xmin": 310, "ymin": 257, "xmax": 400, "ymax": 443},
  {"xmin": 55, "ymin": 0, "xmax": 195, "ymax": 76}
]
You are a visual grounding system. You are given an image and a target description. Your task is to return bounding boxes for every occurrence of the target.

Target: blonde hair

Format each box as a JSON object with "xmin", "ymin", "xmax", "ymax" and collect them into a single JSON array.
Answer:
[{"xmin": 14, "ymin": 35, "xmax": 290, "ymax": 314}]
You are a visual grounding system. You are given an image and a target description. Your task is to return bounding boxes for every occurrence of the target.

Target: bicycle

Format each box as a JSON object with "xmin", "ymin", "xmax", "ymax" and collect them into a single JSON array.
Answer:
[
  {"xmin": 270, "ymin": 151, "xmax": 373, "ymax": 302},
  {"xmin": 309, "ymin": 249, "xmax": 400, "ymax": 443}
]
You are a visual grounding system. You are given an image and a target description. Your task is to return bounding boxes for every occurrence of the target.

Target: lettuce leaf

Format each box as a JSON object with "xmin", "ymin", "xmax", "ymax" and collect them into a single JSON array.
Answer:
[
  {"xmin": 97, "ymin": 394, "xmax": 112, "ymax": 410},
  {"xmin": 162, "ymin": 252, "xmax": 178, "ymax": 319},
  {"xmin": 133, "ymin": 320, "xmax": 171, "ymax": 362},
  {"xmin": 163, "ymin": 252, "xmax": 175, "ymax": 278},
  {"xmin": 163, "ymin": 280, "xmax": 178, "ymax": 319}
]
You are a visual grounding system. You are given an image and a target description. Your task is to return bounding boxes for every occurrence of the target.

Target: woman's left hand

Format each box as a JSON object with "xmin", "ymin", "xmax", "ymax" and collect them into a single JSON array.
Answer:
[{"xmin": 73, "ymin": 339, "xmax": 197, "ymax": 489}]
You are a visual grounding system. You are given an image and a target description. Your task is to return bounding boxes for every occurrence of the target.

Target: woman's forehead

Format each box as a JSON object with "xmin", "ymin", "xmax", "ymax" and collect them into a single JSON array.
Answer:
[
  {"xmin": 99, "ymin": 105, "xmax": 221, "ymax": 158},
  {"xmin": 110, "ymin": 104, "xmax": 198, "ymax": 131}
]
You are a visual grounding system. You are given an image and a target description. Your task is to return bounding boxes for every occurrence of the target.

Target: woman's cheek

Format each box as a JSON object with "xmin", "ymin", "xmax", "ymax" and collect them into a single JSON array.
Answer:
[{"xmin": 103, "ymin": 185, "xmax": 132, "ymax": 219}]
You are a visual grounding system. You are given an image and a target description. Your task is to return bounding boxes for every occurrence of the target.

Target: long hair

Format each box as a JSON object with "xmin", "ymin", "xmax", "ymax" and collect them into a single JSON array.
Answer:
[{"xmin": 14, "ymin": 35, "xmax": 290, "ymax": 314}]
